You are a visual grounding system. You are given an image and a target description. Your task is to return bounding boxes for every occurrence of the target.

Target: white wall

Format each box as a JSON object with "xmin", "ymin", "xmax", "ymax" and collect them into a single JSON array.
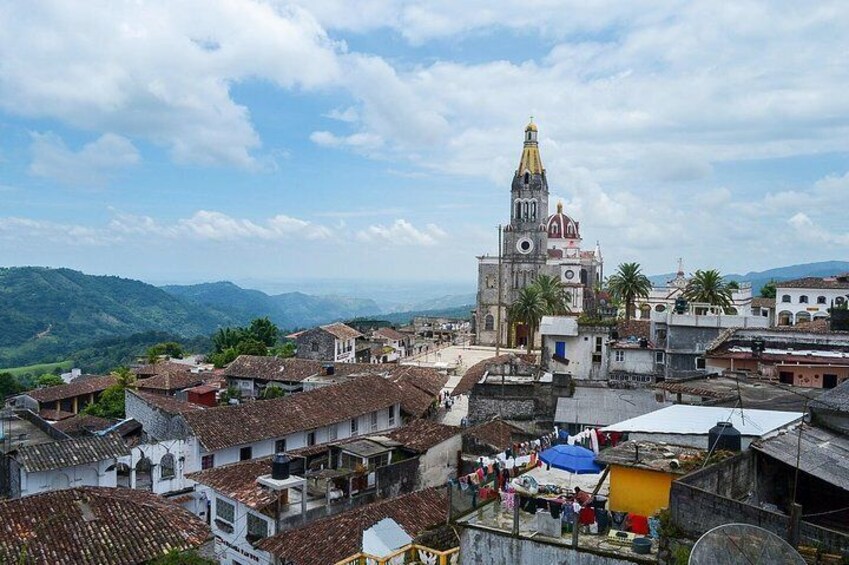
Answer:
[
  {"xmin": 132, "ymin": 439, "xmax": 193, "ymax": 495},
  {"xmin": 203, "ymin": 490, "xmax": 275, "ymax": 565},
  {"xmin": 543, "ymin": 329, "xmax": 609, "ymax": 380},
  {"xmin": 417, "ymin": 435, "xmax": 462, "ymax": 488},
  {"xmin": 20, "ymin": 458, "xmax": 121, "ymax": 498},
  {"xmin": 776, "ymin": 287, "xmax": 848, "ymax": 325},
  {"xmin": 609, "ymin": 348, "xmax": 656, "ymax": 375}
]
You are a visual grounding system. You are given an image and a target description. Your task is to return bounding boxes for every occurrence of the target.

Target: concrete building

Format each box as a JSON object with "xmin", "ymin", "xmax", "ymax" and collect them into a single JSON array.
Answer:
[
  {"xmin": 371, "ymin": 327, "xmax": 411, "ymax": 361},
  {"xmin": 750, "ymin": 297, "xmax": 776, "ymax": 326},
  {"xmin": 539, "ymin": 316, "xmax": 612, "ymax": 380},
  {"xmin": 554, "ymin": 386, "xmax": 672, "ymax": 435},
  {"xmin": 294, "ymin": 322, "xmax": 362, "ymax": 363},
  {"xmin": 475, "ymin": 121, "xmax": 602, "ymax": 348},
  {"xmin": 775, "ymin": 274, "xmax": 849, "ymax": 326}
]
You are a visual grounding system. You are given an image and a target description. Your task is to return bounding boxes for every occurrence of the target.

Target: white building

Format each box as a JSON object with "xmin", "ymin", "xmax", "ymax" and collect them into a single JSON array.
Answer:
[
  {"xmin": 539, "ymin": 315, "xmax": 610, "ymax": 380},
  {"xmin": 372, "ymin": 327, "xmax": 410, "ymax": 361},
  {"xmin": 775, "ymin": 275, "xmax": 849, "ymax": 326}
]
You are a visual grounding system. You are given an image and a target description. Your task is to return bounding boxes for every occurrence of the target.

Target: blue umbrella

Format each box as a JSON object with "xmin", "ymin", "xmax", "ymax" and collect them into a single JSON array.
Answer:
[{"xmin": 539, "ymin": 444, "xmax": 603, "ymax": 474}]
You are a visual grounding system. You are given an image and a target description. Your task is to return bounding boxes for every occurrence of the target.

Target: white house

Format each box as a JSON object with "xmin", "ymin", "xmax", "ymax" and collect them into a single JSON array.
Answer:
[
  {"xmin": 775, "ymin": 275, "xmax": 849, "ymax": 326},
  {"xmin": 371, "ymin": 327, "xmax": 411, "ymax": 362},
  {"xmin": 539, "ymin": 315, "xmax": 610, "ymax": 380}
]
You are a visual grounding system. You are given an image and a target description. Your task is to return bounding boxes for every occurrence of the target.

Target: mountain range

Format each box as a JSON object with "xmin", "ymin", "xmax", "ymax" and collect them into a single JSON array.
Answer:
[{"xmin": 647, "ymin": 261, "xmax": 849, "ymax": 293}]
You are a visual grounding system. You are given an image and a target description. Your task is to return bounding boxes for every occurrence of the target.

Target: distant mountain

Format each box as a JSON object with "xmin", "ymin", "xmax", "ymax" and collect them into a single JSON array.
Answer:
[
  {"xmin": 357, "ymin": 304, "xmax": 474, "ymax": 326},
  {"xmin": 0, "ymin": 267, "xmax": 232, "ymax": 368},
  {"xmin": 161, "ymin": 282, "xmax": 381, "ymax": 329},
  {"xmin": 648, "ymin": 261, "xmax": 849, "ymax": 294},
  {"xmin": 384, "ymin": 293, "xmax": 477, "ymax": 313}
]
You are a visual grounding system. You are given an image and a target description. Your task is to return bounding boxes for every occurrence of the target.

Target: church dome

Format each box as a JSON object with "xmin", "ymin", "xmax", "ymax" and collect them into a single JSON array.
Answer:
[
  {"xmin": 525, "ymin": 120, "xmax": 538, "ymax": 132},
  {"xmin": 546, "ymin": 202, "xmax": 580, "ymax": 240}
]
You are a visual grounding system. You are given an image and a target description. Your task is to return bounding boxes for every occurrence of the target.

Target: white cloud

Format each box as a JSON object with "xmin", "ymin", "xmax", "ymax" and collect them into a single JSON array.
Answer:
[
  {"xmin": 310, "ymin": 130, "xmax": 383, "ymax": 150},
  {"xmin": 29, "ymin": 132, "xmax": 139, "ymax": 186},
  {"xmin": 0, "ymin": 217, "xmax": 114, "ymax": 246},
  {"xmin": 356, "ymin": 219, "xmax": 447, "ymax": 246}
]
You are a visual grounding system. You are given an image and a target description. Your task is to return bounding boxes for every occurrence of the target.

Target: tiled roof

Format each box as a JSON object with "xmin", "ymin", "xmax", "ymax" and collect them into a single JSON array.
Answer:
[
  {"xmin": 391, "ymin": 366, "xmax": 448, "ymax": 397},
  {"xmin": 225, "ymin": 355, "xmax": 322, "ymax": 383},
  {"xmin": 451, "ymin": 353, "xmax": 537, "ymax": 397},
  {"xmin": 132, "ymin": 390, "xmax": 207, "ymax": 414},
  {"xmin": 12, "ymin": 434, "xmax": 129, "ymax": 472},
  {"xmin": 133, "ymin": 360, "xmax": 195, "ymax": 377},
  {"xmin": 751, "ymin": 297, "xmax": 775, "ymax": 309},
  {"xmin": 320, "ymin": 322, "xmax": 363, "ymax": 341},
  {"xmin": 463, "ymin": 419, "xmax": 529, "ymax": 451},
  {"xmin": 184, "ymin": 374, "xmax": 405, "ymax": 451},
  {"xmin": 810, "ymin": 378, "xmax": 849, "ymax": 414},
  {"xmin": 26, "ymin": 375, "xmax": 115, "ymax": 404},
  {"xmin": 38, "ymin": 409, "xmax": 75, "ymax": 421},
  {"xmin": 257, "ymin": 487, "xmax": 448, "ymax": 565},
  {"xmin": 188, "ymin": 458, "xmax": 276, "ymax": 511},
  {"xmin": 394, "ymin": 381, "xmax": 437, "ymax": 417},
  {"xmin": 374, "ymin": 327, "xmax": 408, "ymax": 341},
  {"xmin": 386, "ymin": 419, "xmax": 460, "ymax": 453},
  {"xmin": 51, "ymin": 414, "xmax": 114, "ymax": 437},
  {"xmin": 136, "ymin": 369, "xmax": 205, "ymax": 392},
  {"xmin": 616, "ymin": 319, "xmax": 651, "ymax": 341},
  {"xmin": 775, "ymin": 276, "xmax": 849, "ymax": 289},
  {"xmin": 0, "ymin": 487, "xmax": 211, "ymax": 565}
]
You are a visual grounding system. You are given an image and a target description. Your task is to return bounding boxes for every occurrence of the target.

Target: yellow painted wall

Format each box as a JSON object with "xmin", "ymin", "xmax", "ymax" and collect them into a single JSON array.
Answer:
[{"xmin": 608, "ymin": 465, "xmax": 674, "ymax": 517}]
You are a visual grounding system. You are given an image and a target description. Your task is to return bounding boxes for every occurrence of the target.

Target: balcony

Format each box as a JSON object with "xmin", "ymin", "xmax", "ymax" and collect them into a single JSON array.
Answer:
[{"xmin": 334, "ymin": 545, "xmax": 459, "ymax": 565}]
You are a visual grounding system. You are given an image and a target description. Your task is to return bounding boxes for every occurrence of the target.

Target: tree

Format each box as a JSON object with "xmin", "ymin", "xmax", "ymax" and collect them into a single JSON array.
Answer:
[
  {"xmin": 270, "ymin": 342, "xmax": 296, "ymax": 358},
  {"xmin": 683, "ymin": 269, "xmax": 733, "ymax": 311},
  {"xmin": 247, "ymin": 317, "xmax": 278, "ymax": 347},
  {"xmin": 219, "ymin": 386, "xmax": 242, "ymax": 405},
  {"xmin": 34, "ymin": 374, "xmax": 65, "ymax": 387},
  {"xmin": 533, "ymin": 274, "xmax": 571, "ymax": 315},
  {"xmin": 607, "ymin": 262, "xmax": 652, "ymax": 321},
  {"xmin": 212, "ymin": 327, "xmax": 245, "ymax": 354},
  {"xmin": 236, "ymin": 338, "xmax": 268, "ymax": 357},
  {"xmin": 760, "ymin": 280, "xmax": 777, "ymax": 299},
  {"xmin": 148, "ymin": 549, "xmax": 217, "ymax": 565},
  {"xmin": 726, "ymin": 280, "xmax": 740, "ymax": 291},
  {"xmin": 261, "ymin": 385, "xmax": 284, "ymax": 400},
  {"xmin": 145, "ymin": 342, "xmax": 184, "ymax": 364},
  {"xmin": 82, "ymin": 367, "xmax": 137, "ymax": 419},
  {"xmin": 0, "ymin": 372, "xmax": 23, "ymax": 399},
  {"xmin": 509, "ymin": 286, "xmax": 547, "ymax": 354}
]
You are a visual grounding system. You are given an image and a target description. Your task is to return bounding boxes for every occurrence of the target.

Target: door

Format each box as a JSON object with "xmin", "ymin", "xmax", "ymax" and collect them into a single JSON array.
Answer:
[
  {"xmin": 824, "ymin": 374, "xmax": 838, "ymax": 389},
  {"xmin": 515, "ymin": 323, "xmax": 529, "ymax": 347},
  {"xmin": 555, "ymin": 341, "xmax": 566, "ymax": 358},
  {"xmin": 779, "ymin": 371, "xmax": 793, "ymax": 384}
]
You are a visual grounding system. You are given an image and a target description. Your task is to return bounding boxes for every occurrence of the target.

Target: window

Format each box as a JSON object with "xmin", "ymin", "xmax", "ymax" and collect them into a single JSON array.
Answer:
[
  {"xmin": 201, "ymin": 454, "xmax": 215, "ymax": 470},
  {"xmin": 781, "ymin": 295, "xmax": 791, "ymax": 303},
  {"xmin": 818, "ymin": 296, "xmax": 827, "ymax": 304},
  {"xmin": 554, "ymin": 341, "xmax": 566, "ymax": 358},
  {"xmin": 246, "ymin": 513, "xmax": 268, "ymax": 540},
  {"xmin": 328, "ymin": 423, "xmax": 338, "ymax": 441},
  {"xmin": 595, "ymin": 337, "xmax": 603, "ymax": 353},
  {"xmin": 799, "ymin": 295, "xmax": 809, "ymax": 304},
  {"xmin": 275, "ymin": 439, "xmax": 286, "ymax": 454},
  {"xmin": 388, "ymin": 406, "xmax": 396, "ymax": 426},
  {"xmin": 370, "ymin": 411, "xmax": 378, "ymax": 432},
  {"xmin": 515, "ymin": 201, "xmax": 521, "ymax": 219},
  {"xmin": 311, "ymin": 341, "xmax": 319, "ymax": 352},
  {"xmin": 159, "ymin": 454, "xmax": 175, "ymax": 480},
  {"xmin": 307, "ymin": 431, "xmax": 316, "ymax": 446},
  {"xmin": 484, "ymin": 314, "xmax": 494, "ymax": 331},
  {"xmin": 216, "ymin": 498, "xmax": 235, "ymax": 523},
  {"xmin": 351, "ymin": 418, "xmax": 359, "ymax": 436},
  {"xmin": 655, "ymin": 351, "xmax": 665, "ymax": 364},
  {"xmin": 239, "ymin": 446, "xmax": 252, "ymax": 461},
  {"xmin": 695, "ymin": 357, "xmax": 706, "ymax": 370},
  {"xmin": 524, "ymin": 171, "xmax": 530, "ymax": 184},
  {"xmin": 614, "ymin": 350, "xmax": 625, "ymax": 363}
]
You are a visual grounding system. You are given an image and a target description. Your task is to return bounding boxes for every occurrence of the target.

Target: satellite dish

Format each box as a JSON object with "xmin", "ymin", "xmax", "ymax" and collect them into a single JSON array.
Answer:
[{"xmin": 689, "ymin": 523, "xmax": 805, "ymax": 565}]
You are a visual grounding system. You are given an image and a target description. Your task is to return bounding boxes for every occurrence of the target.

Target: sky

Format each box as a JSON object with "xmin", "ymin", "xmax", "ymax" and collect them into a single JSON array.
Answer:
[{"xmin": 1, "ymin": 1, "xmax": 849, "ymax": 289}]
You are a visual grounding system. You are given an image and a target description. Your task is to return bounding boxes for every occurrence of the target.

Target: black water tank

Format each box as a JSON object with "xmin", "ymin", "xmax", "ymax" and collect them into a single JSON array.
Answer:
[
  {"xmin": 708, "ymin": 421, "xmax": 741, "ymax": 452},
  {"xmin": 272, "ymin": 453, "xmax": 291, "ymax": 480},
  {"xmin": 323, "ymin": 363, "xmax": 335, "ymax": 376},
  {"xmin": 639, "ymin": 338, "xmax": 648, "ymax": 348}
]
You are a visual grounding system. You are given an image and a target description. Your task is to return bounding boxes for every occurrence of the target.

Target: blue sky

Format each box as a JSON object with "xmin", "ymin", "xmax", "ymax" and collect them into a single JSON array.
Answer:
[{"xmin": 1, "ymin": 1, "xmax": 848, "ymax": 289}]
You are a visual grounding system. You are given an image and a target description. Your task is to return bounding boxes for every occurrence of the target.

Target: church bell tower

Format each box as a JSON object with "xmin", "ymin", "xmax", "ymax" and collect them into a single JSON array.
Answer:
[{"xmin": 504, "ymin": 119, "xmax": 549, "ymax": 266}]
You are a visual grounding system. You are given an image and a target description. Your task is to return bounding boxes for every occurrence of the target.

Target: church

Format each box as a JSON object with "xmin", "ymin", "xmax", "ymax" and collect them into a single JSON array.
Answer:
[{"xmin": 474, "ymin": 120, "xmax": 603, "ymax": 347}]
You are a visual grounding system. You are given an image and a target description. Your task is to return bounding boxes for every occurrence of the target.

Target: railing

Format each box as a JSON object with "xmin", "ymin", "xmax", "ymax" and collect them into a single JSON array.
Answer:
[{"xmin": 334, "ymin": 545, "xmax": 459, "ymax": 565}]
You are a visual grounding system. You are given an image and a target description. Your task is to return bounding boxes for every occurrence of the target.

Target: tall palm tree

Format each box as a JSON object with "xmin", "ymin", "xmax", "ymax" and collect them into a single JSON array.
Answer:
[
  {"xmin": 509, "ymin": 286, "xmax": 547, "ymax": 354},
  {"xmin": 534, "ymin": 274, "xmax": 572, "ymax": 315},
  {"xmin": 607, "ymin": 262, "xmax": 651, "ymax": 321},
  {"xmin": 683, "ymin": 269, "xmax": 733, "ymax": 311}
]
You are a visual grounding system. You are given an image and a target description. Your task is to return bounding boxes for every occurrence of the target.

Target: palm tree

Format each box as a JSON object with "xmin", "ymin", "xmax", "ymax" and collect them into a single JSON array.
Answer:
[
  {"xmin": 607, "ymin": 262, "xmax": 651, "ymax": 321},
  {"xmin": 509, "ymin": 286, "xmax": 547, "ymax": 354},
  {"xmin": 110, "ymin": 367, "xmax": 137, "ymax": 391},
  {"xmin": 683, "ymin": 269, "xmax": 733, "ymax": 312},
  {"xmin": 533, "ymin": 274, "xmax": 571, "ymax": 315}
]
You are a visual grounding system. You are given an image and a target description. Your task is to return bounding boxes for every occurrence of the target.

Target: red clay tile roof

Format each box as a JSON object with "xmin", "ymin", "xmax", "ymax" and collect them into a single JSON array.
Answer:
[
  {"xmin": 51, "ymin": 414, "xmax": 114, "ymax": 436},
  {"xmin": 616, "ymin": 319, "xmax": 651, "ymax": 341},
  {"xmin": 374, "ymin": 327, "xmax": 408, "ymax": 341},
  {"xmin": 751, "ymin": 297, "xmax": 776, "ymax": 309},
  {"xmin": 386, "ymin": 420, "xmax": 460, "ymax": 453},
  {"xmin": 38, "ymin": 409, "xmax": 75, "ymax": 421},
  {"xmin": 321, "ymin": 322, "xmax": 363, "ymax": 341},
  {"xmin": 394, "ymin": 381, "xmax": 437, "ymax": 417},
  {"xmin": 225, "ymin": 355, "xmax": 326, "ymax": 383},
  {"xmin": 775, "ymin": 276, "xmax": 849, "ymax": 289},
  {"xmin": 132, "ymin": 390, "xmax": 208, "ymax": 415},
  {"xmin": 184, "ymin": 374, "xmax": 405, "ymax": 451},
  {"xmin": 188, "ymin": 458, "xmax": 276, "ymax": 511},
  {"xmin": 26, "ymin": 375, "xmax": 115, "ymax": 404},
  {"xmin": 390, "ymin": 366, "xmax": 449, "ymax": 397},
  {"xmin": 133, "ymin": 360, "xmax": 195, "ymax": 377},
  {"xmin": 136, "ymin": 369, "xmax": 205, "ymax": 392},
  {"xmin": 257, "ymin": 487, "xmax": 448, "ymax": 565},
  {"xmin": 451, "ymin": 353, "xmax": 537, "ymax": 397},
  {"xmin": 12, "ymin": 433, "xmax": 129, "ymax": 472},
  {"xmin": 463, "ymin": 419, "xmax": 530, "ymax": 451},
  {"xmin": 0, "ymin": 487, "xmax": 211, "ymax": 565}
]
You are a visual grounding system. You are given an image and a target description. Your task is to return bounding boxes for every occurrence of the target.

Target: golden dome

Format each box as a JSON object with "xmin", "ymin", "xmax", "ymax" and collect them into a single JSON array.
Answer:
[{"xmin": 525, "ymin": 120, "xmax": 538, "ymax": 132}]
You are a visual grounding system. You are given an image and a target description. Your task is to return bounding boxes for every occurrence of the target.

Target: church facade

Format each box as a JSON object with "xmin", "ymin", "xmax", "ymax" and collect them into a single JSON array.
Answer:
[{"xmin": 474, "ymin": 121, "xmax": 603, "ymax": 347}]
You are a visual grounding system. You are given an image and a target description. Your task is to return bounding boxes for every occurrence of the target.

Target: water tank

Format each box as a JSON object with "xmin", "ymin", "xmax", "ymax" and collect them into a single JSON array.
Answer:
[
  {"xmin": 708, "ymin": 421, "xmax": 741, "ymax": 452},
  {"xmin": 272, "ymin": 453, "xmax": 291, "ymax": 480},
  {"xmin": 639, "ymin": 338, "xmax": 648, "ymax": 348},
  {"xmin": 323, "ymin": 363, "xmax": 335, "ymax": 376}
]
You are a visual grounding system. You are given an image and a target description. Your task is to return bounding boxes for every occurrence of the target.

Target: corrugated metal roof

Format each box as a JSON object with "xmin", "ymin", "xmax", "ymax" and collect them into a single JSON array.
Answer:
[
  {"xmin": 13, "ymin": 433, "xmax": 129, "ymax": 472},
  {"xmin": 600, "ymin": 404, "xmax": 802, "ymax": 437},
  {"xmin": 752, "ymin": 423, "xmax": 849, "ymax": 490},
  {"xmin": 555, "ymin": 387, "xmax": 672, "ymax": 427}
]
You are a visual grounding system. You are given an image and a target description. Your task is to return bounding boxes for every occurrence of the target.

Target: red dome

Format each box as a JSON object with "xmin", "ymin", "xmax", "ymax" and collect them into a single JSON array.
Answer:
[{"xmin": 546, "ymin": 202, "xmax": 580, "ymax": 240}]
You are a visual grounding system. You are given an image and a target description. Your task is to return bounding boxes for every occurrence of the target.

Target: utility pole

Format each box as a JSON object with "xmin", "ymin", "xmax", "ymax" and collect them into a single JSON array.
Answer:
[{"xmin": 496, "ymin": 224, "xmax": 503, "ymax": 356}]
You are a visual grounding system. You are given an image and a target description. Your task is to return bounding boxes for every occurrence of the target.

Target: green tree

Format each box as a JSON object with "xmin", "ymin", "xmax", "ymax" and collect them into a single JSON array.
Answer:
[
  {"xmin": 236, "ymin": 338, "xmax": 268, "ymax": 356},
  {"xmin": 607, "ymin": 262, "xmax": 652, "ymax": 321},
  {"xmin": 220, "ymin": 386, "xmax": 242, "ymax": 405},
  {"xmin": 683, "ymin": 269, "xmax": 733, "ymax": 312},
  {"xmin": 270, "ymin": 342, "xmax": 296, "ymax": 358},
  {"xmin": 261, "ymin": 384, "xmax": 284, "ymax": 400},
  {"xmin": 212, "ymin": 327, "xmax": 245, "ymax": 354},
  {"xmin": 0, "ymin": 372, "xmax": 23, "ymax": 399},
  {"xmin": 533, "ymin": 274, "xmax": 571, "ymax": 315},
  {"xmin": 34, "ymin": 373, "xmax": 65, "ymax": 387},
  {"xmin": 509, "ymin": 286, "xmax": 547, "ymax": 354},
  {"xmin": 760, "ymin": 280, "xmax": 777, "ymax": 299},
  {"xmin": 247, "ymin": 317, "xmax": 278, "ymax": 347},
  {"xmin": 145, "ymin": 341, "xmax": 184, "ymax": 364},
  {"xmin": 726, "ymin": 280, "xmax": 740, "ymax": 290},
  {"xmin": 148, "ymin": 549, "xmax": 217, "ymax": 565},
  {"xmin": 82, "ymin": 367, "xmax": 137, "ymax": 419}
]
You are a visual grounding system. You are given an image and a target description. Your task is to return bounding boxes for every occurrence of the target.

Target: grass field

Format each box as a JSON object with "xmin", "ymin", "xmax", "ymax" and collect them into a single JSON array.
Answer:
[{"xmin": 2, "ymin": 360, "xmax": 73, "ymax": 377}]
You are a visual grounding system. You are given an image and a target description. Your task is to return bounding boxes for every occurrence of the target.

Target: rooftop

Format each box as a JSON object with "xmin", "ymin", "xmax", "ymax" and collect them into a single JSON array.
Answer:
[
  {"xmin": 656, "ymin": 376, "xmax": 821, "ymax": 412},
  {"xmin": 320, "ymin": 322, "xmax": 363, "ymax": 341},
  {"xmin": 386, "ymin": 419, "xmax": 460, "ymax": 453},
  {"xmin": 374, "ymin": 327, "xmax": 408, "ymax": 341},
  {"xmin": 183, "ymin": 373, "xmax": 405, "ymax": 451},
  {"xmin": 11, "ymin": 433, "xmax": 129, "ymax": 472},
  {"xmin": 225, "ymin": 355, "xmax": 314, "ymax": 383},
  {"xmin": 50, "ymin": 414, "xmax": 114, "ymax": 437},
  {"xmin": 256, "ymin": 487, "xmax": 448, "ymax": 565},
  {"xmin": 595, "ymin": 440, "xmax": 719, "ymax": 475},
  {"xmin": 136, "ymin": 369, "xmax": 205, "ymax": 392},
  {"xmin": 451, "ymin": 353, "xmax": 537, "ymax": 397},
  {"xmin": 775, "ymin": 275, "xmax": 849, "ymax": 289},
  {"xmin": 752, "ymin": 423, "xmax": 849, "ymax": 491},
  {"xmin": 188, "ymin": 458, "xmax": 277, "ymax": 511},
  {"xmin": 555, "ymin": 387, "xmax": 672, "ymax": 427},
  {"xmin": 600, "ymin": 405, "xmax": 802, "ymax": 437},
  {"xmin": 130, "ymin": 390, "xmax": 207, "ymax": 414},
  {"xmin": 25, "ymin": 375, "xmax": 115, "ymax": 404},
  {"xmin": 0, "ymin": 487, "xmax": 211, "ymax": 565},
  {"xmin": 462, "ymin": 419, "xmax": 531, "ymax": 452}
]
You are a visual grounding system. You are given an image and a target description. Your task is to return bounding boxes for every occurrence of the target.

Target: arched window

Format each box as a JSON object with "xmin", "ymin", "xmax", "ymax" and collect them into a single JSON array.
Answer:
[
  {"xmin": 484, "ymin": 314, "xmax": 494, "ymax": 331},
  {"xmin": 817, "ymin": 296, "xmax": 827, "ymax": 304},
  {"xmin": 530, "ymin": 201, "xmax": 537, "ymax": 221},
  {"xmin": 781, "ymin": 295, "xmax": 791, "ymax": 303},
  {"xmin": 160, "ymin": 453, "xmax": 175, "ymax": 480},
  {"xmin": 524, "ymin": 172, "xmax": 530, "ymax": 184},
  {"xmin": 799, "ymin": 295, "xmax": 809, "ymax": 304},
  {"xmin": 523, "ymin": 201, "xmax": 529, "ymax": 219},
  {"xmin": 515, "ymin": 201, "xmax": 521, "ymax": 219}
]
